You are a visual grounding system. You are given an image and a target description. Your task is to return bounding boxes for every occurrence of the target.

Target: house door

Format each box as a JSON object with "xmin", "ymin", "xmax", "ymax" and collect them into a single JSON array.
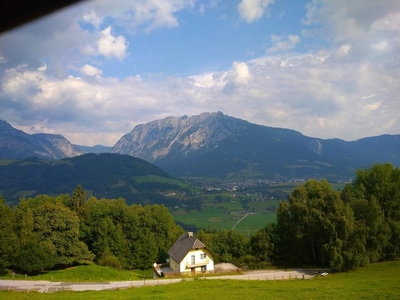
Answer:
[{"xmin": 191, "ymin": 267, "xmax": 196, "ymax": 275}]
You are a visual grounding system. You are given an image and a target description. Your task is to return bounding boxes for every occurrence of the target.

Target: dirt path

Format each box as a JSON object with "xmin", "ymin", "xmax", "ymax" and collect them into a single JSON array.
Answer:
[{"xmin": 232, "ymin": 212, "xmax": 249, "ymax": 229}]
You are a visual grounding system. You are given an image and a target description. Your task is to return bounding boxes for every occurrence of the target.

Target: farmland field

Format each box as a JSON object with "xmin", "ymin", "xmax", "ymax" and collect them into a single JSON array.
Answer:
[
  {"xmin": 233, "ymin": 212, "xmax": 276, "ymax": 233},
  {"xmin": 171, "ymin": 202, "xmax": 276, "ymax": 232},
  {"xmin": 170, "ymin": 181, "xmax": 345, "ymax": 232}
]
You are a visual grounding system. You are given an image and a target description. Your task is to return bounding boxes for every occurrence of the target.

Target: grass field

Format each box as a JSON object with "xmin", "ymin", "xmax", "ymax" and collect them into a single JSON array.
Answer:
[
  {"xmin": 171, "ymin": 180, "xmax": 346, "ymax": 232},
  {"xmin": 234, "ymin": 212, "xmax": 276, "ymax": 233},
  {"xmin": 172, "ymin": 207, "xmax": 240, "ymax": 231},
  {"xmin": 172, "ymin": 199, "xmax": 278, "ymax": 231},
  {"xmin": 0, "ymin": 263, "xmax": 152, "ymax": 282},
  {"xmin": 132, "ymin": 175, "xmax": 192, "ymax": 189},
  {"xmin": 247, "ymin": 199, "xmax": 280, "ymax": 211},
  {"xmin": 1, "ymin": 261, "xmax": 399, "ymax": 299}
]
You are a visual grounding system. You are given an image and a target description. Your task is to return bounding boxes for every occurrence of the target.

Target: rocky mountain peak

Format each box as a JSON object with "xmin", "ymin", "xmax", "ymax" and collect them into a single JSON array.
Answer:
[
  {"xmin": 32, "ymin": 133, "xmax": 84, "ymax": 158},
  {"xmin": 111, "ymin": 112, "xmax": 246, "ymax": 161}
]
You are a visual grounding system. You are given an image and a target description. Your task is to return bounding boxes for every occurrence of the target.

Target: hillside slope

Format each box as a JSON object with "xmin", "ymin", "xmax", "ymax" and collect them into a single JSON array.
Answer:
[{"xmin": 0, "ymin": 153, "xmax": 187, "ymax": 205}]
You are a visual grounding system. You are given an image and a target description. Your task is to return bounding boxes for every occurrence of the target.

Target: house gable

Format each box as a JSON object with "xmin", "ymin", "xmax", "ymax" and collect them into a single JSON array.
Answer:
[
  {"xmin": 167, "ymin": 232, "xmax": 208, "ymax": 263},
  {"xmin": 167, "ymin": 232, "xmax": 214, "ymax": 274}
]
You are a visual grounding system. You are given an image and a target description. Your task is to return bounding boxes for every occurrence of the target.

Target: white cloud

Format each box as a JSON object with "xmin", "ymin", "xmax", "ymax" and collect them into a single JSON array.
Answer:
[
  {"xmin": 267, "ymin": 34, "xmax": 300, "ymax": 53},
  {"xmin": 97, "ymin": 27, "xmax": 128, "ymax": 60},
  {"xmin": 80, "ymin": 64, "xmax": 103, "ymax": 78},
  {"xmin": 0, "ymin": 0, "xmax": 399, "ymax": 146},
  {"xmin": 4, "ymin": 41, "xmax": 399, "ymax": 146},
  {"xmin": 336, "ymin": 44, "xmax": 352, "ymax": 57},
  {"xmin": 88, "ymin": 0, "xmax": 195, "ymax": 33},
  {"xmin": 37, "ymin": 64, "xmax": 47, "ymax": 71},
  {"xmin": 304, "ymin": 0, "xmax": 400, "ymax": 45},
  {"xmin": 190, "ymin": 72, "xmax": 227, "ymax": 88},
  {"xmin": 231, "ymin": 61, "xmax": 251, "ymax": 85},
  {"xmin": 372, "ymin": 41, "xmax": 389, "ymax": 51},
  {"xmin": 238, "ymin": 0, "xmax": 274, "ymax": 23},
  {"xmin": 82, "ymin": 11, "xmax": 103, "ymax": 29},
  {"xmin": 372, "ymin": 12, "xmax": 400, "ymax": 32}
]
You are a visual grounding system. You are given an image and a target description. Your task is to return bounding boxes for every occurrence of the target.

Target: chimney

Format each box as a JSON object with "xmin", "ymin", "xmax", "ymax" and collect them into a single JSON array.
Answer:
[{"xmin": 188, "ymin": 232, "xmax": 193, "ymax": 237}]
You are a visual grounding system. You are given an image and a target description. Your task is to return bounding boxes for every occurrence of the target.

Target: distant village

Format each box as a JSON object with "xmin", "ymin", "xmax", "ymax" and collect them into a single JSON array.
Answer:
[{"xmin": 192, "ymin": 176, "xmax": 353, "ymax": 193}]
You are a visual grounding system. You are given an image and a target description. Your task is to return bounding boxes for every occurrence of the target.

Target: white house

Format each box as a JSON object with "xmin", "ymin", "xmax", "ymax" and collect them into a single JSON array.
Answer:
[{"xmin": 167, "ymin": 232, "xmax": 214, "ymax": 275}]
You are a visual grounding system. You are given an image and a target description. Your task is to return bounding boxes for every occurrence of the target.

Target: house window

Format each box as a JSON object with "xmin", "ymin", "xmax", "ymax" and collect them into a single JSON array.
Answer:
[
  {"xmin": 200, "ymin": 253, "xmax": 206, "ymax": 259},
  {"xmin": 191, "ymin": 255, "xmax": 195, "ymax": 265},
  {"xmin": 201, "ymin": 265, "xmax": 207, "ymax": 272}
]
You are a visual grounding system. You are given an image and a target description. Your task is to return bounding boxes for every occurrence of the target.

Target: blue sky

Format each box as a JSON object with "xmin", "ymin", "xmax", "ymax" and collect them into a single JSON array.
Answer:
[{"xmin": 0, "ymin": 0, "xmax": 399, "ymax": 146}]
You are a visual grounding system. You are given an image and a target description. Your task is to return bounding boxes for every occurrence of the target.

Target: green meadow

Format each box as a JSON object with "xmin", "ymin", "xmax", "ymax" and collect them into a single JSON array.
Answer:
[
  {"xmin": 171, "ymin": 181, "xmax": 345, "ymax": 232},
  {"xmin": 0, "ymin": 263, "xmax": 153, "ymax": 282},
  {"xmin": 172, "ymin": 207, "xmax": 239, "ymax": 231},
  {"xmin": 1, "ymin": 261, "xmax": 399, "ymax": 299},
  {"xmin": 233, "ymin": 212, "xmax": 276, "ymax": 233},
  {"xmin": 172, "ymin": 199, "xmax": 279, "ymax": 231},
  {"xmin": 132, "ymin": 175, "xmax": 192, "ymax": 188}
]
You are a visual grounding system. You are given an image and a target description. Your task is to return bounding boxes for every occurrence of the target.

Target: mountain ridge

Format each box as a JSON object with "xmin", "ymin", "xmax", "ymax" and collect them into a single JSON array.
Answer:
[
  {"xmin": 110, "ymin": 112, "xmax": 400, "ymax": 180},
  {"xmin": 1, "ymin": 115, "xmax": 399, "ymax": 180},
  {"xmin": 0, "ymin": 120, "xmax": 83, "ymax": 159}
]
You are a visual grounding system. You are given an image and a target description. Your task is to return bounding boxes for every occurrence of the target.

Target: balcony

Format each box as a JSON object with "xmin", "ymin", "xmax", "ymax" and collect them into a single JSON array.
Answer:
[{"xmin": 185, "ymin": 258, "xmax": 209, "ymax": 268}]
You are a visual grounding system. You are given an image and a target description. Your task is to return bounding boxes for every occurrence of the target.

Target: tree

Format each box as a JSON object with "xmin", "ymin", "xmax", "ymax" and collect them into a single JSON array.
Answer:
[
  {"xmin": 203, "ymin": 229, "xmax": 250, "ymax": 265},
  {"xmin": 80, "ymin": 197, "xmax": 136, "ymax": 269},
  {"xmin": 251, "ymin": 223, "xmax": 277, "ymax": 263},
  {"xmin": 276, "ymin": 180, "xmax": 356, "ymax": 270},
  {"xmin": 13, "ymin": 241, "xmax": 56, "ymax": 274},
  {"xmin": 345, "ymin": 163, "xmax": 400, "ymax": 260},
  {"xmin": 33, "ymin": 201, "xmax": 94, "ymax": 265},
  {"xmin": 0, "ymin": 198, "xmax": 19, "ymax": 274},
  {"xmin": 13, "ymin": 199, "xmax": 35, "ymax": 245},
  {"xmin": 142, "ymin": 204, "xmax": 183, "ymax": 262},
  {"xmin": 71, "ymin": 184, "xmax": 86, "ymax": 211}
]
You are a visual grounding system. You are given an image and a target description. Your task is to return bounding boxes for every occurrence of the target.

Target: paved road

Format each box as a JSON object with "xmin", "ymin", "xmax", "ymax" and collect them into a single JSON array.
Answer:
[{"xmin": 0, "ymin": 269, "xmax": 318, "ymax": 293}]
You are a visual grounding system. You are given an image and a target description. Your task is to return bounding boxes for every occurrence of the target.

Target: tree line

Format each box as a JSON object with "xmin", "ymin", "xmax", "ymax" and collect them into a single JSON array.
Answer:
[
  {"xmin": 0, "ymin": 163, "xmax": 399, "ymax": 274},
  {"xmin": 197, "ymin": 163, "xmax": 400, "ymax": 270},
  {"xmin": 0, "ymin": 185, "xmax": 183, "ymax": 274}
]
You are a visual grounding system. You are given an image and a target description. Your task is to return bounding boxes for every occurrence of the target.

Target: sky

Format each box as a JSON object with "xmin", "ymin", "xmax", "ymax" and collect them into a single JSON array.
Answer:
[{"xmin": 0, "ymin": 0, "xmax": 399, "ymax": 146}]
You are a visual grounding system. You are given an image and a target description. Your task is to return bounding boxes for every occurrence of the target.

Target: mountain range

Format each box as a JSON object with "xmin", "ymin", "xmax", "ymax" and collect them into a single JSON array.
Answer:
[
  {"xmin": 1, "ymin": 113, "xmax": 399, "ymax": 180},
  {"xmin": 110, "ymin": 112, "xmax": 400, "ymax": 180},
  {"xmin": 74, "ymin": 144, "xmax": 112, "ymax": 154},
  {"xmin": 0, "ymin": 120, "xmax": 83, "ymax": 159}
]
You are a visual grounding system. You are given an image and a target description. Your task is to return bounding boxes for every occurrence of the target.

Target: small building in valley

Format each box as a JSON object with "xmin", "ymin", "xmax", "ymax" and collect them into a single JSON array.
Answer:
[{"xmin": 153, "ymin": 232, "xmax": 214, "ymax": 277}]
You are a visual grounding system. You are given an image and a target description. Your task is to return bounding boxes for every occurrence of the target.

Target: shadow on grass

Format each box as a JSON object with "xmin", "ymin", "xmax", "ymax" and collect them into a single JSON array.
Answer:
[
  {"xmin": 5, "ymin": 260, "xmax": 93, "ymax": 278},
  {"xmin": 49, "ymin": 260, "xmax": 91, "ymax": 271}
]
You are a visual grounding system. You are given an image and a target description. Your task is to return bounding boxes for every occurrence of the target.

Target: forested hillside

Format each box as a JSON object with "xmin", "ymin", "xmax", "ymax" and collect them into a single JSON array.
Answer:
[
  {"xmin": 0, "ymin": 187, "xmax": 183, "ymax": 273},
  {"xmin": 1, "ymin": 163, "xmax": 399, "ymax": 274},
  {"xmin": 0, "ymin": 153, "xmax": 190, "ymax": 206}
]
